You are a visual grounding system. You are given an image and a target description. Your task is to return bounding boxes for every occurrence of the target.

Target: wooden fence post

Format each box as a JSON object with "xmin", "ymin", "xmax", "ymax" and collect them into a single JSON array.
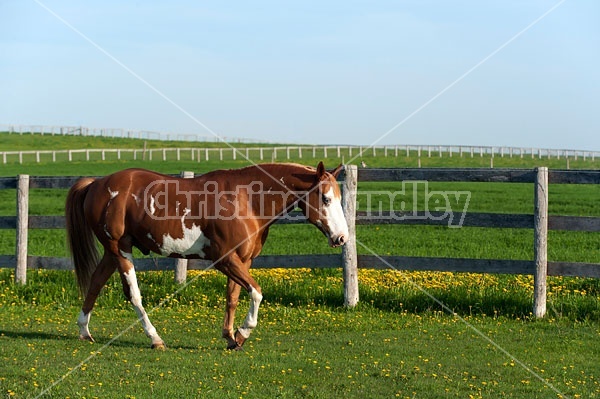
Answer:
[
  {"xmin": 341, "ymin": 165, "xmax": 359, "ymax": 307},
  {"xmin": 533, "ymin": 167, "xmax": 548, "ymax": 318},
  {"xmin": 175, "ymin": 171, "xmax": 194, "ymax": 284},
  {"xmin": 15, "ymin": 175, "xmax": 29, "ymax": 284}
]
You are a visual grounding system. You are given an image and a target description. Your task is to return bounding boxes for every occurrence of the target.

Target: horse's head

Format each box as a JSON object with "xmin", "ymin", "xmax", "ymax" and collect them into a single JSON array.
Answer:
[{"xmin": 299, "ymin": 162, "xmax": 349, "ymax": 248}]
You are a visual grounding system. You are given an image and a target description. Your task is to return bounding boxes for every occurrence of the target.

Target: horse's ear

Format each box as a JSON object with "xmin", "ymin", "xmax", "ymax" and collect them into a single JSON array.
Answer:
[
  {"xmin": 330, "ymin": 164, "xmax": 343, "ymax": 178},
  {"xmin": 316, "ymin": 161, "xmax": 326, "ymax": 180}
]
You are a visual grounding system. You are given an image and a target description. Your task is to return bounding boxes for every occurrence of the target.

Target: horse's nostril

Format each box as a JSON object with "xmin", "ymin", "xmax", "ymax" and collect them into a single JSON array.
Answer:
[{"xmin": 338, "ymin": 235, "xmax": 346, "ymax": 245}]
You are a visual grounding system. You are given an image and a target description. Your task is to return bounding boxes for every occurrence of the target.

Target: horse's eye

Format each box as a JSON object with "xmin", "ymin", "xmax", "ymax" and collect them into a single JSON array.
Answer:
[{"xmin": 322, "ymin": 194, "xmax": 331, "ymax": 206}]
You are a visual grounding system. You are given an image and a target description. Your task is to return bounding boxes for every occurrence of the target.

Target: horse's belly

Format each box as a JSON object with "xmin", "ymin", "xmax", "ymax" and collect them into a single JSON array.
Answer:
[{"xmin": 157, "ymin": 223, "xmax": 210, "ymax": 258}]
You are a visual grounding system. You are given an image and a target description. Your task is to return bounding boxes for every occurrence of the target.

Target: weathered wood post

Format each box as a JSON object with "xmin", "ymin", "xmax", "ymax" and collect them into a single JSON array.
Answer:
[
  {"xmin": 15, "ymin": 175, "xmax": 29, "ymax": 284},
  {"xmin": 175, "ymin": 171, "xmax": 195, "ymax": 284},
  {"xmin": 533, "ymin": 166, "xmax": 548, "ymax": 318},
  {"xmin": 341, "ymin": 165, "xmax": 359, "ymax": 307}
]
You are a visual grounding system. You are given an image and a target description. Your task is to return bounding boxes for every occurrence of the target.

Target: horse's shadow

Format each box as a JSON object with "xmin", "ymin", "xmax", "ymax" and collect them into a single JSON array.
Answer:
[
  {"xmin": 0, "ymin": 329, "xmax": 222, "ymax": 352},
  {"xmin": 0, "ymin": 330, "xmax": 70, "ymax": 341}
]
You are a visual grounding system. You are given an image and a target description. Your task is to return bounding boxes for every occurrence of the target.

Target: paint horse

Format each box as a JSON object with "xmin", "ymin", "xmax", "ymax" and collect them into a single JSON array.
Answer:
[{"xmin": 65, "ymin": 162, "xmax": 349, "ymax": 349}]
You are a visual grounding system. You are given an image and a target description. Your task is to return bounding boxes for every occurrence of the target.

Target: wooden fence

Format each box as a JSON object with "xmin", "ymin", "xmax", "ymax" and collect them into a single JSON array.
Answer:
[{"xmin": 0, "ymin": 167, "xmax": 599, "ymax": 317}]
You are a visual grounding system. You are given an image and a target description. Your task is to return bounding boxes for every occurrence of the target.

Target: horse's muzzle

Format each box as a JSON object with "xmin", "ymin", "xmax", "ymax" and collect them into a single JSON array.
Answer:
[{"xmin": 329, "ymin": 234, "xmax": 347, "ymax": 248}]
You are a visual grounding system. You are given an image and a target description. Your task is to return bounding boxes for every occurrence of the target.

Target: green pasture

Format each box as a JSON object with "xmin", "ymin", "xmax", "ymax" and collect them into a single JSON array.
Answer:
[
  {"xmin": 0, "ymin": 132, "xmax": 599, "ymax": 398},
  {"xmin": 1, "ymin": 269, "xmax": 600, "ymax": 398}
]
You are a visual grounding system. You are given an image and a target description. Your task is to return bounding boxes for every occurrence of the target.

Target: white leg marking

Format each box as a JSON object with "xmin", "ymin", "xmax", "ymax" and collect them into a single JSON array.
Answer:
[
  {"xmin": 149, "ymin": 195, "xmax": 156, "ymax": 215},
  {"xmin": 238, "ymin": 286, "xmax": 263, "ymax": 339},
  {"xmin": 123, "ymin": 268, "xmax": 163, "ymax": 346},
  {"xmin": 77, "ymin": 310, "xmax": 92, "ymax": 340}
]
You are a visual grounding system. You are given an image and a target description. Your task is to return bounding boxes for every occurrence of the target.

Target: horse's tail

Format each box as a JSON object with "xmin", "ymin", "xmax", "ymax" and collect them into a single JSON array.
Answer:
[{"xmin": 65, "ymin": 177, "xmax": 99, "ymax": 296}]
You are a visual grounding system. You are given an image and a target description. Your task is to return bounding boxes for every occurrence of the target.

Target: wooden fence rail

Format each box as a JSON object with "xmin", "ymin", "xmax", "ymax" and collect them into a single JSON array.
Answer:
[{"xmin": 0, "ymin": 167, "xmax": 599, "ymax": 318}]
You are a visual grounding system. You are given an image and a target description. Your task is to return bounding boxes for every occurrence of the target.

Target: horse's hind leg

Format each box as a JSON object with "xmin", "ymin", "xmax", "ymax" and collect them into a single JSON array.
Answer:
[
  {"xmin": 117, "ymin": 250, "xmax": 166, "ymax": 349},
  {"xmin": 78, "ymin": 253, "xmax": 117, "ymax": 342}
]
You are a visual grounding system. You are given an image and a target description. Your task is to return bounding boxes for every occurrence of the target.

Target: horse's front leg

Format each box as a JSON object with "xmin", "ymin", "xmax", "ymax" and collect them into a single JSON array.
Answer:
[
  {"xmin": 235, "ymin": 284, "xmax": 263, "ymax": 348},
  {"xmin": 222, "ymin": 278, "xmax": 242, "ymax": 350},
  {"xmin": 217, "ymin": 258, "xmax": 263, "ymax": 350}
]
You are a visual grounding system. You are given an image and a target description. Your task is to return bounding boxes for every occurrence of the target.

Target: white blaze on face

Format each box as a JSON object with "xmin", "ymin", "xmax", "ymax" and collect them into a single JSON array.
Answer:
[{"xmin": 322, "ymin": 185, "xmax": 349, "ymax": 243}]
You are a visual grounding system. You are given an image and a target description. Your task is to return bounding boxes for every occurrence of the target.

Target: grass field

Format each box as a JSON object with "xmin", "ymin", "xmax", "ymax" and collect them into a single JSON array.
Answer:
[
  {"xmin": 0, "ymin": 132, "xmax": 599, "ymax": 398},
  {"xmin": 1, "ymin": 269, "xmax": 600, "ymax": 398}
]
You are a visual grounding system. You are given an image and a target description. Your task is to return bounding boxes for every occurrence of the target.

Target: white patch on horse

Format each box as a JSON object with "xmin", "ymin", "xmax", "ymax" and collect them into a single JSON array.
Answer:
[
  {"xmin": 131, "ymin": 193, "xmax": 141, "ymax": 206},
  {"xmin": 149, "ymin": 196, "xmax": 156, "ymax": 215},
  {"xmin": 279, "ymin": 177, "xmax": 286, "ymax": 186},
  {"xmin": 181, "ymin": 207, "xmax": 190, "ymax": 224},
  {"xmin": 108, "ymin": 187, "xmax": 119, "ymax": 199},
  {"xmin": 160, "ymin": 222, "xmax": 210, "ymax": 257}
]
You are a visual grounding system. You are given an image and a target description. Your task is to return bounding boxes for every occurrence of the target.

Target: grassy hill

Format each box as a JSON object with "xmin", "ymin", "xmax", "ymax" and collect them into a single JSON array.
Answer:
[{"xmin": 0, "ymin": 131, "xmax": 598, "ymax": 177}]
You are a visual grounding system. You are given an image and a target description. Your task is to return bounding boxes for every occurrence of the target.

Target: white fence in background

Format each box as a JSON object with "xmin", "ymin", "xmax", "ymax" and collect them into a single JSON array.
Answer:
[
  {"xmin": 0, "ymin": 145, "xmax": 598, "ymax": 166},
  {"xmin": 1, "ymin": 124, "xmax": 599, "ymax": 164}
]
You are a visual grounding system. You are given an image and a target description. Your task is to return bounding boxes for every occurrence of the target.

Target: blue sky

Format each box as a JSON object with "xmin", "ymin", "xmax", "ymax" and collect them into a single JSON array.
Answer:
[{"xmin": 1, "ymin": 1, "xmax": 598, "ymax": 149}]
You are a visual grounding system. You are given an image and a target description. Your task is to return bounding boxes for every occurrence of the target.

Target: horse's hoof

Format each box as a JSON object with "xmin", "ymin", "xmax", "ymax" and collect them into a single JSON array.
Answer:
[
  {"xmin": 234, "ymin": 330, "xmax": 247, "ymax": 347},
  {"xmin": 79, "ymin": 334, "xmax": 95, "ymax": 343},
  {"xmin": 227, "ymin": 342, "xmax": 244, "ymax": 351},
  {"xmin": 151, "ymin": 342, "xmax": 167, "ymax": 350}
]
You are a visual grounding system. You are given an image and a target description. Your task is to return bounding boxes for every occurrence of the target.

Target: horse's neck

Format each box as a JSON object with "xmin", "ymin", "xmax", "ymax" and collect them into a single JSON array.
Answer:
[{"xmin": 249, "ymin": 164, "xmax": 314, "ymax": 222}]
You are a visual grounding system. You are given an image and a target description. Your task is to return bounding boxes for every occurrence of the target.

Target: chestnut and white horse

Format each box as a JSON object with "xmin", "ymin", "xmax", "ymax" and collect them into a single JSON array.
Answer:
[{"xmin": 65, "ymin": 162, "xmax": 348, "ymax": 349}]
